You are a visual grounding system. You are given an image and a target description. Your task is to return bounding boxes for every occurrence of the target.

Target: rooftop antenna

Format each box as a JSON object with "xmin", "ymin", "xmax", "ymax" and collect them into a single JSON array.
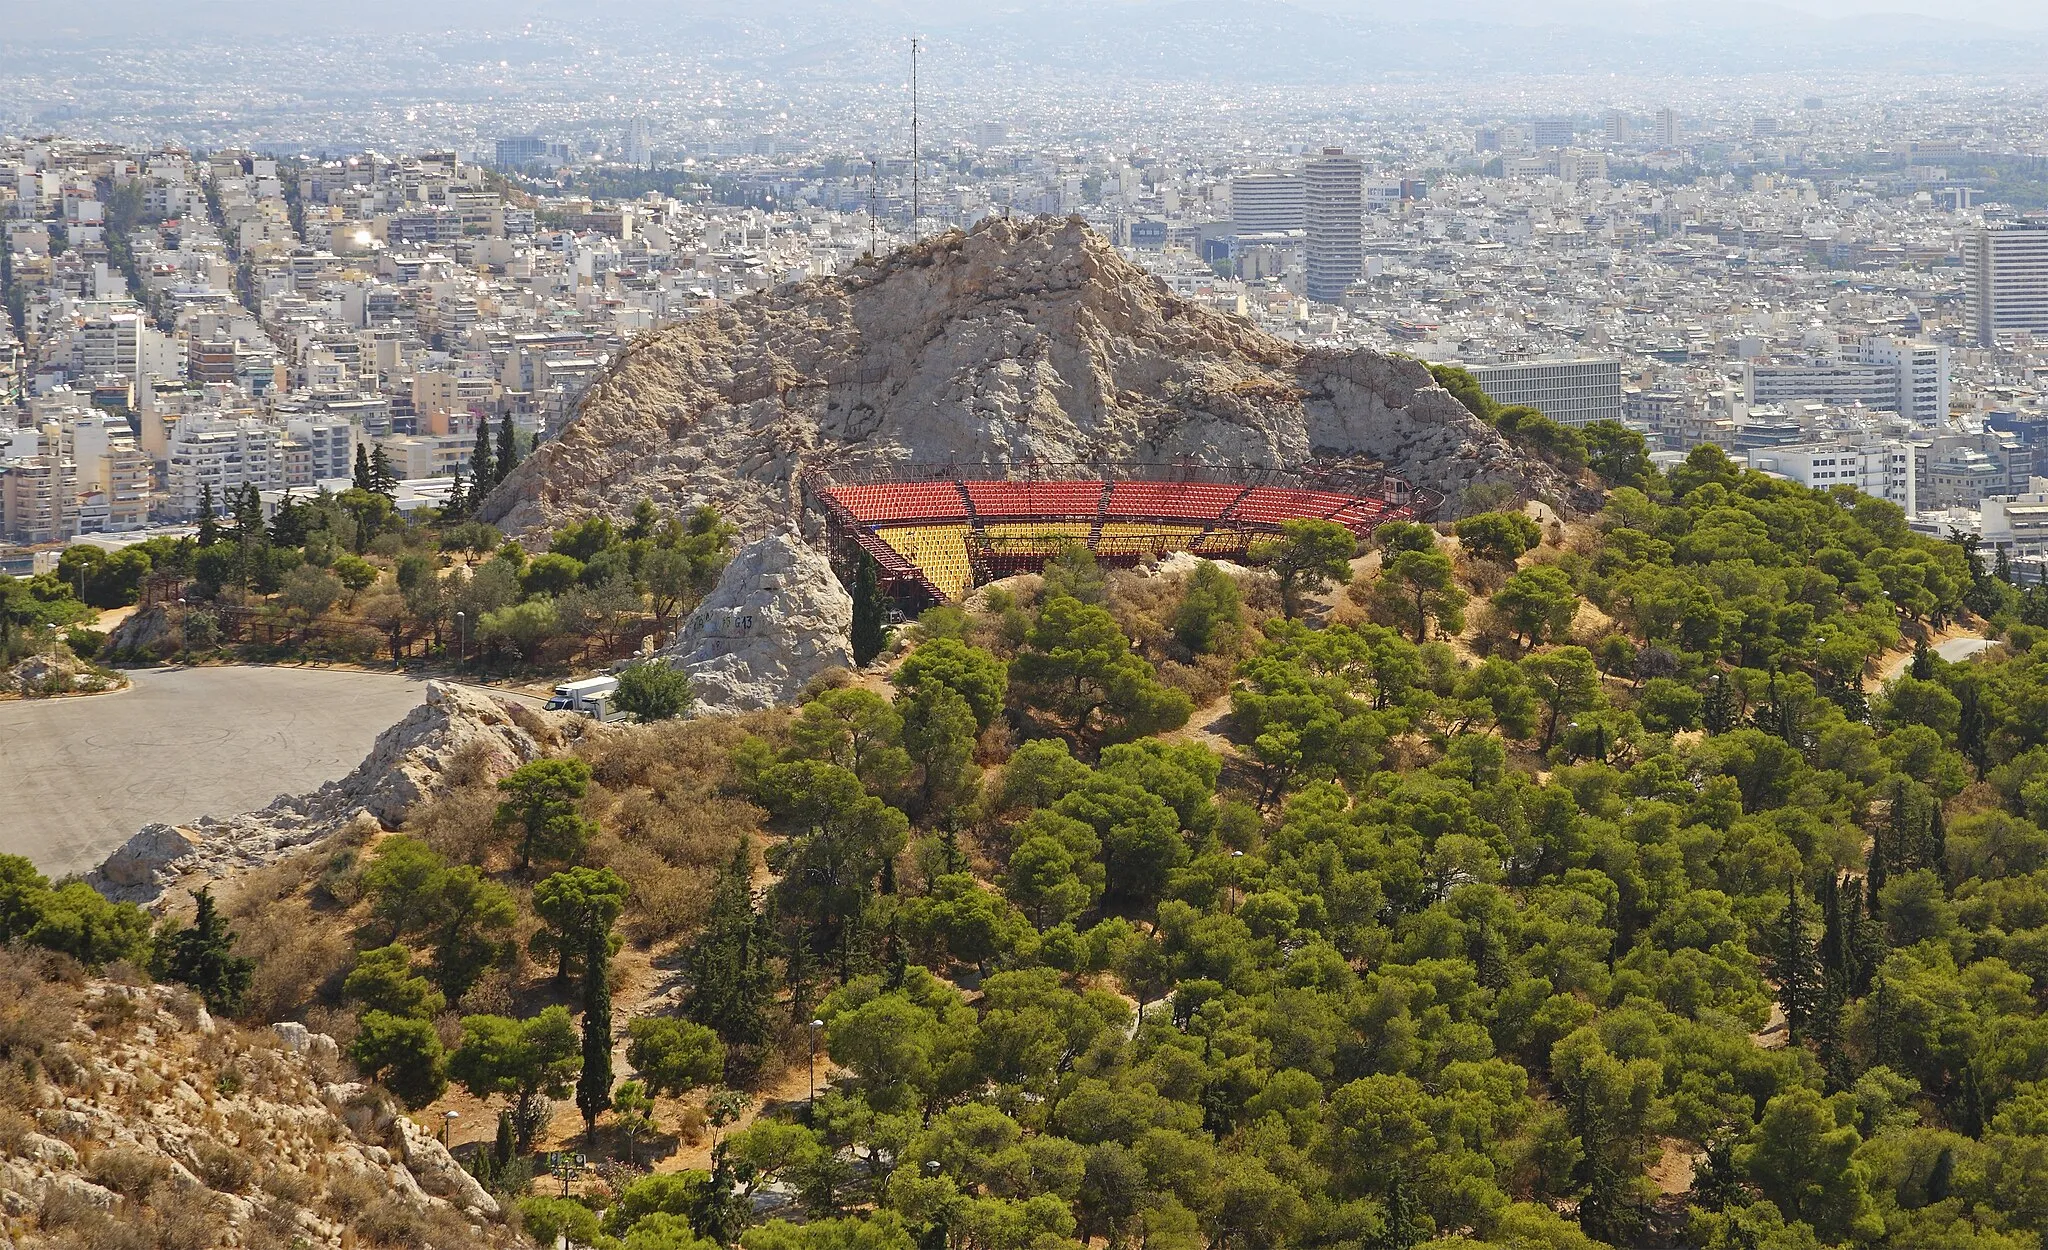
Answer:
[{"xmin": 910, "ymin": 36, "xmax": 921, "ymax": 243}]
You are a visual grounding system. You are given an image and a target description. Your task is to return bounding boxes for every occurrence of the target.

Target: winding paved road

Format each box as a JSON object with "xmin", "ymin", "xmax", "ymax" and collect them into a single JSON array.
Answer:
[
  {"xmin": 0, "ymin": 667, "xmax": 443, "ymax": 879},
  {"xmin": 1881, "ymin": 634, "xmax": 1998, "ymax": 683}
]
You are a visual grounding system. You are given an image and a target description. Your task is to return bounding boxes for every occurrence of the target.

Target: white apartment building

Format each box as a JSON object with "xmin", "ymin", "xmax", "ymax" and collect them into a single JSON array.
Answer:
[
  {"xmin": 68, "ymin": 412, "xmax": 151, "ymax": 532},
  {"xmin": 284, "ymin": 417, "xmax": 356, "ymax": 488},
  {"xmin": 1230, "ymin": 174, "xmax": 1306, "ymax": 235},
  {"xmin": 1745, "ymin": 360, "xmax": 1894, "ymax": 409},
  {"xmin": 1746, "ymin": 440, "xmax": 1916, "ymax": 513},
  {"xmin": 1852, "ymin": 336, "xmax": 1951, "ymax": 425},
  {"xmin": 1967, "ymin": 223, "xmax": 2048, "ymax": 347},
  {"xmin": 167, "ymin": 414, "xmax": 287, "ymax": 519},
  {"xmin": 0, "ymin": 458, "xmax": 68, "ymax": 546},
  {"xmin": 69, "ymin": 312, "xmax": 141, "ymax": 379},
  {"xmin": 1744, "ymin": 337, "xmax": 1951, "ymax": 425},
  {"xmin": 1467, "ymin": 357, "xmax": 1624, "ymax": 427},
  {"xmin": 1984, "ymin": 480, "xmax": 2048, "ymax": 556},
  {"xmin": 1304, "ymin": 149, "xmax": 1364, "ymax": 304}
]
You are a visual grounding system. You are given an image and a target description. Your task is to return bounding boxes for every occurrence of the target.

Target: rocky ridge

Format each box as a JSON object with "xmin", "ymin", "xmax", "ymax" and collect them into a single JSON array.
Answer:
[
  {"xmin": 90, "ymin": 682, "xmax": 590, "ymax": 907},
  {"xmin": 482, "ymin": 215, "xmax": 1577, "ymax": 539},
  {"xmin": 0, "ymin": 977, "xmax": 505, "ymax": 1247},
  {"xmin": 658, "ymin": 522, "xmax": 855, "ymax": 712}
]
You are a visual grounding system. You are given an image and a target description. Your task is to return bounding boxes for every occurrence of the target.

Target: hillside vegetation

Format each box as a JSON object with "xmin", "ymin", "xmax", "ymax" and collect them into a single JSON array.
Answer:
[{"xmin": 20, "ymin": 437, "xmax": 2048, "ymax": 1250}]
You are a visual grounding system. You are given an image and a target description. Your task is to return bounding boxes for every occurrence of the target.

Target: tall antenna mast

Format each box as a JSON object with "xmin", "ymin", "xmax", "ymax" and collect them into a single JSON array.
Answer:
[{"xmin": 910, "ymin": 36, "xmax": 921, "ymax": 243}]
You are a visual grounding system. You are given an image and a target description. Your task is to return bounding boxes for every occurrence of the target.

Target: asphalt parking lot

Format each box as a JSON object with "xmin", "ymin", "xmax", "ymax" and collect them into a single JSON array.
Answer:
[{"xmin": 0, "ymin": 666, "xmax": 434, "ymax": 878}]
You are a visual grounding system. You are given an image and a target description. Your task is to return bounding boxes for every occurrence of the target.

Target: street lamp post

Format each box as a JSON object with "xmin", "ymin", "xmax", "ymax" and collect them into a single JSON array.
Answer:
[
  {"xmin": 454, "ymin": 610, "xmax": 466, "ymax": 669},
  {"xmin": 442, "ymin": 1109, "xmax": 459, "ymax": 1146},
  {"xmin": 808, "ymin": 1018, "xmax": 824, "ymax": 1117}
]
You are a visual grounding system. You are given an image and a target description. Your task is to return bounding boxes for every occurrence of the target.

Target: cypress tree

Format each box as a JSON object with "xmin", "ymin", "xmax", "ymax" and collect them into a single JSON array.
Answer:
[
  {"xmin": 1870, "ymin": 976, "xmax": 1903, "ymax": 1069},
  {"xmin": 370, "ymin": 444, "xmax": 398, "ymax": 496},
  {"xmin": 577, "ymin": 919, "xmax": 613, "ymax": 1138},
  {"xmin": 686, "ymin": 840, "xmax": 771, "ymax": 1049},
  {"xmin": 1959, "ymin": 683, "xmax": 1989, "ymax": 778},
  {"xmin": 1928, "ymin": 1146, "xmax": 1956, "ymax": 1200},
  {"xmin": 1703, "ymin": 671, "xmax": 1738, "ymax": 734},
  {"xmin": 493, "ymin": 1109, "xmax": 515, "ymax": 1167},
  {"xmin": 1997, "ymin": 545, "xmax": 2014, "ymax": 585},
  {"xmin": 471, "ymin": 419, "xmax": 493, "ymax": 487},
  {"xmin": 196, "ymin": 483, "xmax": 219, "ymax": 547},
  {"xmin": 445, "ymin": 466, "xmax": 467, "ymax": 519},
  {"xmin": 163, "ymin": 887, "xmax": 255, "ymax": 1015},
  {"xmin": 1911, "ymin": 635, "xmax": 1934, "ymax": 680},
  {"xmin": 851, "ymin": 551, "xmax": 889, "ymax": 666},
  {"xmin": 1927, "ymin": 802, "xmax": 1949, "ymax": 885},
  {"xmin": 353, "ymin": 443, "xmax": 373, "ymax": 492},
  {"xmin": 494, "ymin": 414, "xmax": 518, "ymax": 484},
  {"xmin": 1769, "ymin": 877, "xmax": 1821, "ymax": 1044}
]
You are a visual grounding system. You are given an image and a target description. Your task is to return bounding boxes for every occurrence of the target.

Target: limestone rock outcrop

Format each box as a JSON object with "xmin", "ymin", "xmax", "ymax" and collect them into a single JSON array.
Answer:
[
  {"xmin": 0, "ymin": 978, "xmax": 504, "ymax": 1241},
  {"xmin": 659, "ymin": 523, "xmax": 854, "ymax": 712},
  {"xmin": 91, "ymin": 682, "xmax": 586, "ymax": 906},
  {"xmin": 481, "ymin": 215, "xmax": 1579, "ymax": 540}
]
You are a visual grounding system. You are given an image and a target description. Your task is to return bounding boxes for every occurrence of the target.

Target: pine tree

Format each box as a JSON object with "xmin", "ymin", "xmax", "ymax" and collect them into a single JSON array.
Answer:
[
  {"xmin": 354, "ymin": 443, "xmax": 373, "ymax": 492},
  {"xmin": 851, "ymin": 551, "xmax": 889, "ymax": 666},
  {"xmin": 494, "ymin": 414, "xmax": 518, "ymax": 484},
  {"xmin": 1769, "ymin": 878, "xmax": 1822, "ymax": 1044},
  {"xmin": 577, "ymin": 918, "xmax": 613, "ymax": 1138},
  {"xmin": 1911, "ymin": 635, "xmax": 1934, "ymax": 680},
  {"xmin": 163, "ymin": 887, "xmax": 255, "ymax": 1015},
  {"xmin": 196, "ymin": 483, "xmax": 220, "ymax": 547}
]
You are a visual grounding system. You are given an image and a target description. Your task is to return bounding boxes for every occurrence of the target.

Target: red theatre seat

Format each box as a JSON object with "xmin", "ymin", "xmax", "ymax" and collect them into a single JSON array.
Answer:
[
  {"xmin": 826, "ymin": 482, "xmax": 970, "ymax": 524},
  {"xmin": 965, "ymin": 480, "xmax": 1107, "ymax": 519},
  {"xmin": 1104, "ymin": 481, "xmax": 1247, "ymax": 522}
]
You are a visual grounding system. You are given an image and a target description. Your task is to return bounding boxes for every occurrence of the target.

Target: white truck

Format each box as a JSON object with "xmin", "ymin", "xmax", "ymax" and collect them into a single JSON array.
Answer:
[{"xmin": 544, "ymin": 675, "xmax": 627, "ymax": 722}]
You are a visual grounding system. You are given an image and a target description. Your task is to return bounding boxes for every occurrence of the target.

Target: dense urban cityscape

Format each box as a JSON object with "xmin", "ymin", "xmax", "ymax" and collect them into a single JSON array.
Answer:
[{"xmin": 13, "ymin": 52, "xmax": 2048, "ymax": 571}]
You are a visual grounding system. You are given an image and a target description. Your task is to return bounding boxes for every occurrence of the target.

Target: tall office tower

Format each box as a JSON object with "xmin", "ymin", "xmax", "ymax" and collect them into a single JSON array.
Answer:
[
  {"xmin": 1303, "ymin": 148, "xmax": 1364, "ymax": 304},
  {"xmin": 1532, "ymin": 117, "xmax": 1574, "ymax": 147},
  {"xmin": 1603, "ymin": 109, "xmax": 1631, "ymax": 146},
  {"xmin": 1967, "ymin": 224, "xmax": 2048, "ymax": 346},
  {"xmin": 1653, "ymin": 108, "xmax": 1679, "ymax": 147},
  {"xmin": 1230, "ymin": 172, "xmax": 1306, "ymax": 235},
  {"xmin": 625, "ymin": 117, "xmax": 652, "ymax": 168},
  {"xmin": 495, "ymin": 136, "xmax": 547, "ymax": 169}
]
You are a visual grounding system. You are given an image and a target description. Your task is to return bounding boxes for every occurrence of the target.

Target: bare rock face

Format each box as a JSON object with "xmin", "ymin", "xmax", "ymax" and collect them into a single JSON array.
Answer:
[
  {"xmin": 0, "ymin": 979, "xmax": 503, "ymax": 1237},
  {"xmin": 481, "ymin": 215, "xmax": 1577, "ymax": 539},
  {"xmin": 660, "ymin": 523, "xmax": 854, "ymax": 712},
  {"xmin": 90, "ymin": 682, "xmax": 583, "ymax": 906}
]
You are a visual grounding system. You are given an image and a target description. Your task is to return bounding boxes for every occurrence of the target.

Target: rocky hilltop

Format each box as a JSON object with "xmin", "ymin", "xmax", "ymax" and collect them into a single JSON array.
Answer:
[{"xmin": 483, "ymin": 216, "xmax": 1571, "ymax": 537}]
